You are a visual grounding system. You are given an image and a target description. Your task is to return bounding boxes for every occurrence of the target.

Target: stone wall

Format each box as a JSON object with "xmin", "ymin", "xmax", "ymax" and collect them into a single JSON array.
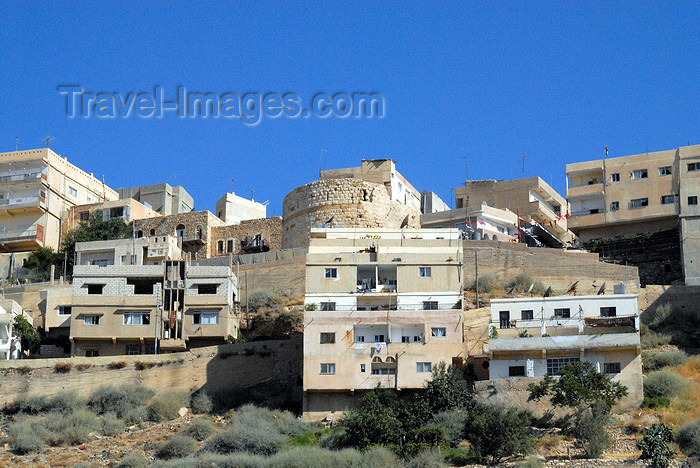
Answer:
[
  {"xmin": 210, "ymin": 217, "xmax": 282, "ymax": 257},
  {"xmin": 0, "ymin": 337, "xmax": 302, "ymax": 409},
  {"xmin": 237, "ymin": 255, "xmax": 306, "ymax": 299},
  {"xmin": 282, "ymin": 178, "xmax": 421, "ymax": 249},
  {"xmin": 462, "ymin": 241, "xmax": 640, "ymax": 292}
]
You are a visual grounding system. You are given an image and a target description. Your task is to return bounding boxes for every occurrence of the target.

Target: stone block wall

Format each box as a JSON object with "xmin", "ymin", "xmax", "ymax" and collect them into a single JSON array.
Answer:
[
  {"xmin": 209, "ymin": 217, "xmax": 282, "ymax": 257},
  {"xmin": 282, "ymin": 178, "xmax": 421, "ymax": 249},
  {"xmin": 133, "ymin": 211, "xmax": 225, "ymax": 260}
]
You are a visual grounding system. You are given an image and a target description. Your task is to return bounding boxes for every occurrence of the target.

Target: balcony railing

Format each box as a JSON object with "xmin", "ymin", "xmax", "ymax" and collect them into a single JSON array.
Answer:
[
  {"xmin": 0, "ymin": 172, "xmax": 43, "ymax": 183},
  {"xmin": 0, "ymin": 195, "xmax": 41, "ymax": 206},
  {"xmin": 0, "ymin": 225, "xmax": 40, "ymax": 241},
  {"xmin": 312, "ymin": 302, "xmax": 462, "ymax": 312}
]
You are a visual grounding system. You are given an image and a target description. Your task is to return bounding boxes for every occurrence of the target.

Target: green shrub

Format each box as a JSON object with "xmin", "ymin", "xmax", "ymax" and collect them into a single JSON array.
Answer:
[
  {"xmin": 186, "ymin": 452, "xmax": 267, "ymax": 468},
  {"xmin": 644, "ymin": 369, "xmax": 691, "ymax": 400},
  {"xmin": 88, "ymin": 384, "xmax": 155, "ymax": 418},
  {"xmin": 249, "ymin": 290, "xmax": 284, "ymax": 311},
  {"xmin": 677, "ymin": 417, "xmax": 700, "ymax": 457},
  {"xmin": 428, "ymin": 409, "xmax": 468, "ymax": 447},
  {"xmin": 639, "ymin": 423, "xmax": 674, "ymax": 468},
  {"xmin": 14, "ymin": 394, "xmax": 50, "ymax": 414},
  {"xmin": 465, "ymin": 404, "xmax": 532, "ymax": 464},
  {"xmin": 319, "ymin": 428, "xmax": 350, "ymax": 450},
  {"xmin": 7, "ymin": 417, "xmax": 47, "ymax": 453},
  {"xmin": 180, "ymin": 417, "xmax": 214, "ymax": 441},
  {"xmin": 266, "ymin": 447, "xmax": 364, "ymax": 468},
  {"xmin": 573, "ymin": 403, "xmax": 611, "ymax": 458},
  {"xmin": 642, "ymin": 350, "xmax": 689, "ymax": 371},
  {"xmin": 405, "ymin": 448, "xmax": 446, "ymax": 468},
  {"xmin": 101, "ymin": 412, "xmax": 126, "ymax": 436},
  {"xmin": 190, "ymin": 391, "xmax": 213, "ymax": 414},
  {"xmin": 474, "ymin": 274, "xmax": 500, "ymax": 293},
  {"xmin": 204, "ymin": 424, "xmax": 286, "ymax": 456},
  {"xmin": 360, "ymin": 446, "xmax": 403, "ymax": 468},
  {"xmin": 47, "ymin": 391, "xmax": 85, "ymax": 413},
  {"xmin": 156, "ymin": 435, "xmax": 197, "ymax": 459},
  {"xmin": 520, "ymin": 455, "xmax": 545, "ymax": 468},
  {"xmin": 115, "ymin": 452, "xmax": 147, "ymax": 468},
  {"xmin": 514, "ymin": 271, "xmax": 534, "ymax": 291},
  {"xmin": 641, "ymin": 330, "xmax": 673, "ymax": 349},
  {"xmin": 124, "ymin": 405, "xmax": 149, "ymax": 425},
  {"xmin": 230, "ymin": 404, "xmax": 310, "ymax": 437},
  {"xmin": 643, "ymin": 397, "xmax": 671, "ymax": 409},
  {"xmin": 147, "ymin": 390, "xmax": 190, "ymax": 422},
  {"xmin": 63, "ymin": 409, "xmax": 101, "ymax": 444}
]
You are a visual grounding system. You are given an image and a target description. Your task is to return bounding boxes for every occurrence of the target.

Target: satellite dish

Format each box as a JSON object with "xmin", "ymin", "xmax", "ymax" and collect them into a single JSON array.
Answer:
[
  {"xmin": 527, "ymin": 283, "xmax": 534, "ymax": 294},
  {"xmin": 543, "ymin": 286, "xmax": 552, "ymax": 298},
  {"xmin": 399, "ymin": 215, "xmax": 409, "ymax": 228},
  {"xmin": 565, "ymin": 281, "xmax": 579, "ymax": 295},
  {"xmin": 597, "ymin": 282, "xmax": 606, "ymax": 295},
  {"xmin": 506, "ymin": 284, "xmax": 516, "ymax": 297},
  {"xmin": 326, "ymin": 216, "xmax": 335, "ymax": 225}
]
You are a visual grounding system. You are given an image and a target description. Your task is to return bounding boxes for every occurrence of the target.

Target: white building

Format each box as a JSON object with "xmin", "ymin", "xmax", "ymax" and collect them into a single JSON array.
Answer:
[
  {"xmin": 215, "ymin": 192, "xmax": 267, "ymax": 225},
  {"xmin": 487, "ymin": 294, "xmax": 642, "ymax": 408},
  {"xmin": 0, "ymin": 299, "xmax": 31, "ymax": 360}
]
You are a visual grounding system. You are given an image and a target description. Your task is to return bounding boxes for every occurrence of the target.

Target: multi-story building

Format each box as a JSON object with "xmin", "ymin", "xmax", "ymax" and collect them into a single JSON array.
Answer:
[
  {"xmin": 0, "ymin": 298, "xmax": 31, "ymax": 359},
  {"xmin": 488, "ymin": 294, "xmax": 642, "ymax": 409},
  {"xmin": 0, "ymin": 148, "xmax": 119, "ymax": 252},
  {"xmin": 303, "ymin": 228, "xmax": 464, "ymax": 420},
  {"xmin": 421, "ymin": 204, "xmax": 519, "ymax": 243},
  {"xmin": 215, "ymin": 191, "xmax": 267, "ymax": 224},
  {"xmin": 117, "ymin": 183, "xmax": 194, "ymax": 216},
  {"xmin": 566, "ymin": 144, "xmax": 700, "ymax": 285},
  {"xmin": 69, "ymin": 237, "xmax": 238, "ymax": 356},
  {"xmin": 454, "ymin": 177, "xmax": 570, "ymax": 247},
  {"xmin": 283, "ymin": 159, "xmax": 423, "ymax": 249},
  {"xmin": 62, "ymin": 198, "xmax": 159, "ymax": 236}
]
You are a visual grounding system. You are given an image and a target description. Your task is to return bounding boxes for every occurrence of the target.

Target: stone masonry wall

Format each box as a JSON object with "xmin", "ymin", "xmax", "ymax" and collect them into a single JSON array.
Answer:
[
  {"xmin": 0, "ymin": 337, "xmax": 302, "ymax": 409},
  {"xmin": 210, "ymin": 217, "xmax": 282, "ymax": 257},
  {"xmin": 282, "ymin": 178, "xmax": 421, "ymax": 249},
  {"xmin": 133, "ymin": 211, "xmax": 225, "ymax": 260}
]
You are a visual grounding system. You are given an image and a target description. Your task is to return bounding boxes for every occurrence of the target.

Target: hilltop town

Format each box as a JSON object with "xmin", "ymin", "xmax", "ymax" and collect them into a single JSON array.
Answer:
[{"xmin": 0, "ymin": 147, "xmax": 699, "ymax": 467}]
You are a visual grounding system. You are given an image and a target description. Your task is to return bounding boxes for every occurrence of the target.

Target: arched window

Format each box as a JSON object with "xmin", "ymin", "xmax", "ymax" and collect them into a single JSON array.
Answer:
[
  {"xmin": 371, "ymin": 356, "xmax": 382, "ymax": 363},
  {"xmin": 483, "ymin": 233, "xmax": 489, "ymax": 240},
  {"xmin": 176, "ymin": 224, "xmax": 185, "ymax": 238},
  {"xmin": 218, "ymin": 240, "xmax": 224, "ymax": 253},
  {"xmin": 385, "ymin": 356, "xmax": 396, "ymax": 363},
  {"xmin": 137, "ymin": 230, "xmax": 143, "ymax": 238},
  {"xmin": 150, "ymin": 229, "xmax": 155, "ymax": 236},
  {"xmin": 492, "ymin": 235, "xmax": 499, "ymax": 242}
]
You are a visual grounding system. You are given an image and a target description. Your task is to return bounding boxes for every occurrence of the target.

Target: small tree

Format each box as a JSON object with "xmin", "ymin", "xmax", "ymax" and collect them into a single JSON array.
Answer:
[
  {"xmin": 573, "ymin": 402, "xmax": 611, "ymax": 458},
  {"xmin": 528, "ymin": 361, "xmax": 628, "ymax": 411},
  {"xmin": 422, "ymin": 363, "xmax": 474, "ymax": 414},
  {"xmin": 639, "ymin": 423, "xmax": 674, "ymax": 468},
  {"xmin": 343, "ymin": 390, "xmax": 403, "ymax": 449},
  {"xmin": 13, "ymin": 315, "xmax": 41, "ymax": 355},
  {"xmin": 464, "ymin": 404, "xmax": 533, "ymax": 464},
  {"xmin": 23, "ymin": 247, "xmax": 62, "ymax": 281}
]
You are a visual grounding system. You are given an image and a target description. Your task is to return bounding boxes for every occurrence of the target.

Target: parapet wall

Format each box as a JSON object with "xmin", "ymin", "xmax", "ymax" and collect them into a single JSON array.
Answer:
[
  {"xmin": 282, "ymin": 178, "xmax": 421, "ymax": 249},
  {"xmin": 0, "ymin": 337, "xmax": 302, "ymax": 409}
]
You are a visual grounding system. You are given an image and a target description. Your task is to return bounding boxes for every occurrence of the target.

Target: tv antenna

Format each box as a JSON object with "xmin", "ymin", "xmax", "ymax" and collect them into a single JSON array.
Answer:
[
  {"xmin": 319, "ymin": 148, "xmax": 327, "ymax": 177},
  {"xmin": 462, "ymin": 154, "xmax": 469, "ymax": 180},
  {"xmin": 231, "ymin": 178, "xmax": 235, "ymax": 194},
  {"xmin": 15, "ymin": 136, "xmax": 19, "ymax": 151},
  {"xmin": 43, "ymin": 136, "xmax": 53, "ymax": 147}
]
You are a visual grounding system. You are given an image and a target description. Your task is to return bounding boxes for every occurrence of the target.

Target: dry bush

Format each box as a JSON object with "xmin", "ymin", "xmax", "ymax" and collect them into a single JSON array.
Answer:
[
  {"xmin": 107, "ymin": 361, "xmax": 127, "ymax": 369},
  {"xmin": 286, "ymin": 295, "xmax": 304, "ymax": 306},
  {"xmin": 54, "ymin": 362, "xmax": 72, "ymax": 373},
  {"xmin": 76, "ymin": 363, "xmax": 92, "ymax": 371}
]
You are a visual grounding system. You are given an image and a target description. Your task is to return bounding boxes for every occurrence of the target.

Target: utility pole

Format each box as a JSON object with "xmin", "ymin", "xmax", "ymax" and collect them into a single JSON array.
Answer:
[
  {"xmin": 245, "ymin": 271, "xmax": 249, "ymax": 338},
  {"xmin": 522, "ymin": 153, "xmax": 525, "ymax": 178},
  {"xmin": 154, "ymin": 283, "xmax": 161, "ymax": 354},
  {"xmin": 474, "ymin": 249, "xmax": 479, "ymax": 308},
  {"xmin": 463, "ymin": 154, "xmax": 469, "ymax": 181}
]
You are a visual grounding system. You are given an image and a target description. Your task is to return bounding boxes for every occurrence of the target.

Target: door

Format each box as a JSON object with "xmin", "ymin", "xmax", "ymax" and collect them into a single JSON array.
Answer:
[{"xmin": 499, "ymin": 311, "xmax": 510, "ymax": 329}]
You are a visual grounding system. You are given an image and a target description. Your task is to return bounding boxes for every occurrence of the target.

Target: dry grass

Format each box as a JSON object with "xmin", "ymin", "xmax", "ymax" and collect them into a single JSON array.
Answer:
[
  {"xmin": 285, "ymin": 295, "xmax": 305, "ymax": 306},
  {"xmin": 656, "ymin": 355, "xmax": 700, "ymax": 428}
]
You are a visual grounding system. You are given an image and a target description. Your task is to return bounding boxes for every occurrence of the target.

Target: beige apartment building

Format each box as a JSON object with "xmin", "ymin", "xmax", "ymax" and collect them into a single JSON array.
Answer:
[
  {"xmin": 216, "ymin": 191, "xmax": 267, "ymax": 224},
  {"xmin": 454, "ymin": 177, "xmax": 571, "ymax": 247},
  {"xmin": 62, "ymin": 198, "xmax": 159, "ymax": 236},
  {"xmin": 303, "ymin": 228, "xmax": 464, "ymax": 420},
  {"xmin": 421, "ymin": 204, "xmax": 519, "ymax": 243},
  {"xmin": 0, "ymin": 148, "xmax": 119, "ymax": 253},
  {"xmin": 69, "ymin": 237, "xmax": 238, "ymax": 356},
  {"xmin": 566, "ymin": 144, "xmax": 700, "ymax": 284},
  {"xmin": 488, "ymin": 294, "xmax": 642, "ymax": 409},
  {"xmin": 116, "ymin": 183, "xmax": 194, "ymax": 216}
]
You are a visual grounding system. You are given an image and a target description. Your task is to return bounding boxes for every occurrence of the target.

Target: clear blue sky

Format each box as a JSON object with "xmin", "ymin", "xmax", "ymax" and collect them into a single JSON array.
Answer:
[{"xmin": 2, "ymin": 1, "xmax": 699, "ymax": 216}]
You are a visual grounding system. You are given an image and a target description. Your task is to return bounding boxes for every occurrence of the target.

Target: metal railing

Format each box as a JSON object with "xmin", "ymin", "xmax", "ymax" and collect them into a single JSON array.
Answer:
[
  {"xmin": 0, "ymin": 172, "xmax": 43, "ymax": 183},
  {"xmin": 0, "ymin": 196, "xmax": 41, "ymax": 206},
  {"xmin": 311, "ymin": 302, "xmax": 462, "ymax": 312},
  {"xmin": 0, "ymin": 225, "xmax": 38, "ymax": 241}
]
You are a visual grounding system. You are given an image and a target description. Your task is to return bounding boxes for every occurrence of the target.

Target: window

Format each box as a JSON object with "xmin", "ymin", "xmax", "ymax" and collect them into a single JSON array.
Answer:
[
  {"xmin": 87, "ymin": 284, "xmax": 104, "ymax": 295},
  {"xmin": 227, "ymin": 239, "xmax": 234, "ymax": 253},
  {"xmin": 661, "ymin": 195, "xmax": 675, "ymax": 205},
  {"xmin": 688, "ymin": 162, "xmax": 699, "ymax": 172},
  {"xmin": 521, "ymin": 310, "xmax": 533, "ymax": 320},
  {"xmin": 431, "ymin": 327, "xmax": 446, "ymax": 337},
  {"xmin": 374, "ymin": 334, "xmax": 385, "ymax": 342},
  {"xmin": 121, "ymin": 255, "xmax": 127, "ymax": 264},
  {"xmin": 320, "ymin": 302, "xmax": 336, "ymax": 311},
  {"xmin": 125, "ymin": 344, "xmax": 142, "ymax": 355},
  {"xmin": 58, "ymin": 305, "xmax": 72, "ymax": 316},
  {"xmin": 176, "ymin": 224, "xmax": 185, "ymax": 238},
  {"xmin": 402, "ymin": 336, "xmax": 410, "ymax": 343},
  {"xmin": 419, "ymin": 267, "xmax": 432, "ymax": 278},
  {"xmin": 150, "ymin": 229, "xmax": 156, "ymax": 236},
  {"xmin": 193, "ymin": 311, "xmax": 219, "ymax": 324},
  {"xmin": 68, "ymin": 186, "xmax": 78, "ymax": 197},
  {"xmin": 360, "ymin": 364, "xmax": 366, "ymax": 372},
  {"xmin": 659, "ymin": 166, "xmax": 672, "ymax": 176},
  {"xmin": 137, "ymin": 230, "xmax": 143, "ymax": 238},
  {"xmin": 456, "ymin": 198, "xmax": 464, "ymax": 209},
  {"xmin": 83, "ymin": 315, "xmax": 100, "ymax": 326},
  {"xmin": 604, "ymin": 362, "xmax": 621, "ymax": 374},
  {"xmin": 546, "ymin": 357, "xmax": 580, "ymax": 376},
  {"xmin": 554, "ymin": 308, "xmax": 570, "ymax": 319},
  {"xmin": 630, "ymin": 198, "xmax": 649, "ymax": 208},
  {"xmin": 320, "ymin": 363, "xmax": 336, "ymax": 374},
  {"xmin": 145, "ymin": 343, "xmax": 156, "ymax": 354},
  {"xmin": 218, "ymin": 241, "xmax": 224, "ymax": 253},
  {"xmin": 123, "ymin": 312, "xmax": 150, "ymax": 325},
  {"xmin": 416, "ymin": 362, "xmax": 432, "ymax": 373},
  {"xmin": 600, "ymin": 306, "xmax": 617, "ymax": 317},
  {"xmin": 610, "ymin": 201, "xmax": 619, "ymax": 211},
  {"xmin": 85, "ymin": 349, "xmax": 99, "ymax": 357},
  {"xmin": 423, "ymin": 301, "xmax": 438, "ymax": 310},
  {"xmin": 372, "ymin": 367, "xmax": 396, "ymax": 375},
  {"xmin": 110, "ymin": 207, "xmax": 124, "ymax": 218},
  {"xmin": 611, "ymin": 173, "xmax": 620, "ymax": 182},
  {"xmin": 79, "ymin": 212, "xmax": 90, "ymax": 221},
  {"xmin": 320, "ymin": 332, "xmax": 335, "ymax": 344},
  {"xmin": 632, "ymin": 169, "xmax": 648, "ymax": 179},
  {"xmin": 354, "ymin": 335, "xmax": 365, "ymax": 343},
  {"xmin": 197, "ymin": 284, "xmax": 219, "ymax": 295},
  {"xmin": 509, "ymin": 366, "xmax": 526, "ymax": 377},
  {"xmin": 324, "ymin": 268, "xmax": 338, "ymax": 279},
  {"xmin": 689, "ymin": 196, "xmax": 698, "ymax": 206}
]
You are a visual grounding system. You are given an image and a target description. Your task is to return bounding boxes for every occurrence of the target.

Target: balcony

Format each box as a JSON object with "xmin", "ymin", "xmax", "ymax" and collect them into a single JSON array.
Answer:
[
  {"xmin": 0, "ymin": 193, "xmax": 47, "ymax": 215},
  {"xmin": 567, "ymin": 211, "xmax": 606, "ymax": 230},
  {"xmin": 567, "ymin": 184, "xmax": 605, "ymax": 199},
  {"xmin": 0, "ymin": 171, "xmax": 47, "ymax": 188},
  {"xmin": 0, "ymin": 225, "xmax": 44, "ymax": 252},
  {"xmin": 491, "ymin": 314, "xmax": 638, "ymax": 338}
]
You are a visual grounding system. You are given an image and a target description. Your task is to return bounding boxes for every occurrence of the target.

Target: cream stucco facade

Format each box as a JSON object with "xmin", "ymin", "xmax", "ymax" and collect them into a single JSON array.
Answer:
[
  {"xmin": 303, "ymin": 228, "xmax": 464, "ymax": 420},
  {"xmin": 0, "ymin": 148, "xmax": 119, "ymax": 252}
]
